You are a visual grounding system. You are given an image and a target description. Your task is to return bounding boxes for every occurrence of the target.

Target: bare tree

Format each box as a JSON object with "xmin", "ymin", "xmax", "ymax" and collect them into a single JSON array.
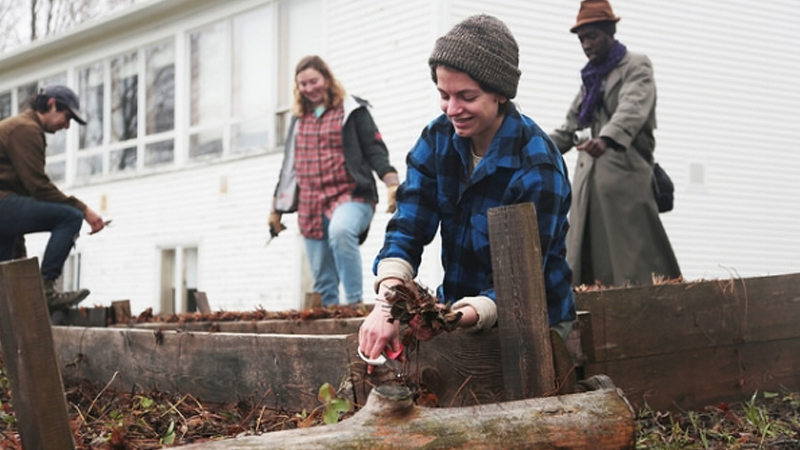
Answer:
[{"xmin": 0, "ymin": 0, "xmax": 138, "ymax": 54}]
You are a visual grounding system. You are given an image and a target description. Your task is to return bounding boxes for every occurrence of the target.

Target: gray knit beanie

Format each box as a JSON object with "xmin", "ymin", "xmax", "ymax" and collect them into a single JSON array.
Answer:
[{"xmin": 429, "ymin": 14, "xmax": 521, "ymax": 99}]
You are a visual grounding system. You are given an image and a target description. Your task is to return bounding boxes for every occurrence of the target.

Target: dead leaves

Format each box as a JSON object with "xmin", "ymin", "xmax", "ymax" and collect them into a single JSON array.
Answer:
[{"xmin": 383, "ymin": 283, "xmax": 462, "ymax": 336}]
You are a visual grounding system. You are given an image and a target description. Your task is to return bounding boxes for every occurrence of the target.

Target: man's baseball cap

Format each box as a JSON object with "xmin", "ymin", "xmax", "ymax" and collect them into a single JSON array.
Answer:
[{"xmin": 41, "ymin": 85, "xmax": 86, "ymax": 125}]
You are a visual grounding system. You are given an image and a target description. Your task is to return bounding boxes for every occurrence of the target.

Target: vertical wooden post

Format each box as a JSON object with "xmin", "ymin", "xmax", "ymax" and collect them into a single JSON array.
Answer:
[
  {"xmin": 0, "ymin": 258, "xmax": 75, "ymax": 450},
  {"xmin": 488, "ymin": 203, "xmax": 555, "ymax": 400}
]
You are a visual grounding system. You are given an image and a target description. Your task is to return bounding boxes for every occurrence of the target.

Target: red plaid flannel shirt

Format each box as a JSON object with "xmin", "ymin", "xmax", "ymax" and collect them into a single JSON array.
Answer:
[{"xmin": 294, "ymin": 106, "xmax": 362, "ymax": 239}]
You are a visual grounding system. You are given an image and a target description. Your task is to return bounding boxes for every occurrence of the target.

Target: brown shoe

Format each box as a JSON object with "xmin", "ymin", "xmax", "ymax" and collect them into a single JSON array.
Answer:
[{"xmin": 43, "ymin": 279, "xmax": 90, "ymax": 310}]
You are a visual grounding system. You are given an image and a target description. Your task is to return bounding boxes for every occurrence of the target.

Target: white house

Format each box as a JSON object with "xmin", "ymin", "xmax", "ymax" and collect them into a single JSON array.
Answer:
[{"xmin": 2, "ymin": 0, "xmax": 798, "ymax": 315}]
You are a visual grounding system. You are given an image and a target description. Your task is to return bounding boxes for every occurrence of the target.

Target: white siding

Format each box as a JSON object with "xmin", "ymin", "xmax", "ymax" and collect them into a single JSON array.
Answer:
[{"xmin": 11, "ymin": 0, "xmax": 800, "ymax": 314}]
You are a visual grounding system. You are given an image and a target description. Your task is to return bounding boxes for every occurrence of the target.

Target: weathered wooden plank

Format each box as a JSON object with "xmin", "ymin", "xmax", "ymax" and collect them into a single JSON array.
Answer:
[
  {"xmin": 0, "ymin": 258, "xmax": 75, "ymax": 450},
  {"xmin": 180, "ymin": 386, "xmax": 635, "ymax": 450},
  {"xmin": 585, "ymin": 337, "xmax": 800, "ymax": 412},
  {"xmin": 123, "ymin": 318, "xmax": 364, "ymax": 335},
  {"xmin": 352, "ymin": 328, "xmax": 506, "ymax": 408},
  {"xmin": 488, "ymin": 203, "xmax": 555, "ymax": 400},
  {"xmin": 53, "ymin": 327, "xmax": 354, "ymax": 410},
  {"xmin": 193, "ymin": 291, "xmax": 211, "ymax": 314},
  {"xmin": 577, "ymin": 273, "xmax": 800, "ymax": 362},
  {"xmin": 110, "ymin": 300, "xmax": 131, "ymax": 324},
  {"xmin": 51, "ymin": 306, "xmax": 108, "ymax": 327}
]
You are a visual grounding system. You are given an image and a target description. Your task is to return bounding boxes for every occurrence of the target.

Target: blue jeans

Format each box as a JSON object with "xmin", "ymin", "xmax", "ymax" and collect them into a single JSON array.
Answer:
[
  {"xmin": 0, "ymin": 195, "xmax": 84, "ymax": 281},
  {"xmin": 304, "ymin": 202, "xmax": 373, "ymax": 306}
]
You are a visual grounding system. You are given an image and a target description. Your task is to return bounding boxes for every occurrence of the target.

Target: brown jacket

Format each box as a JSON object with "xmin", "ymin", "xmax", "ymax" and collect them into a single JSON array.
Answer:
[
  {"xmin": 550, "ymin": 51, "xmax": 680, "ymax": 286},
  {"xmin": 0, "ymin": 109, "xmax": 86, "ymax": 212}
]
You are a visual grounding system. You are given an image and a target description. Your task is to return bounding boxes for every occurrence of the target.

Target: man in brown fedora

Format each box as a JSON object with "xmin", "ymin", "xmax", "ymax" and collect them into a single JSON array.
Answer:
[{"xmin": 549, "ymin": 0, "xmax": 681, "ymax": 287}]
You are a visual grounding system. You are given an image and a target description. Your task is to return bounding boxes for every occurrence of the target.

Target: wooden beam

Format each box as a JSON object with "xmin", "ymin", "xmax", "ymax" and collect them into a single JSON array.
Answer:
[
  {"xmin": 51, "ymin": 307, "xmax": 108, "ymax": 327},
  {"xmin": 488, "ymin": 203, "xmax": 555, "ymax": 399},
  {"xmin": 193, "ymin": 291, "xmax": 211, "ymax": 314},
  {"xmin": 577, "ymin": 274, "xmax": 800, "ymax": 362},
  {"xmin": 0, "ymin": 258, "xmax": 75, "ymax": 450},
  {"xmin": 110, "ymin": 300, "xmax": 131, "ymax": 324},
  {"xmin": 123, "ymin": 317, "xmax": 363, "ymax": 335},
  {"xmin": 177, "ymin": 386, "xmax": 635, "ymax": 450},
  {"xmin": 585, "ymin": 338, "xmax": 800, "ymax": 412},
  {"xmin": 53, "ymin": 327, "xmax": 355, "ymax": 411},
  {"xmin": 578, "ymin": 273, "xmax": 800, "ymax": 411}
]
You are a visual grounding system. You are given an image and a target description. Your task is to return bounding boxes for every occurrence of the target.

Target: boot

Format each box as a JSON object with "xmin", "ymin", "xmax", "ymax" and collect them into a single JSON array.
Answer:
[{"xmin": 42, "ymin": 279, "xmax": 90, "ymax": 310}]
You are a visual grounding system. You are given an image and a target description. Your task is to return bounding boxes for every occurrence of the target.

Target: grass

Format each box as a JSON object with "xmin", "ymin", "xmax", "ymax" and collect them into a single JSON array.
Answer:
[{"xmin": 636, "ymin": 390, "xmax": 800, "ymax": 449}]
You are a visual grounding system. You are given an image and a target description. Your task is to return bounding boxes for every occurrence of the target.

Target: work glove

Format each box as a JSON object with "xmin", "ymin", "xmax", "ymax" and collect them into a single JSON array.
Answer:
[
  {"xmin": 386, "ymin": 185, "xmax": 398, "ymax": 213},
  {"xmin": 268, "ymin": 212, "xmax": 286, "ymax": 237}
]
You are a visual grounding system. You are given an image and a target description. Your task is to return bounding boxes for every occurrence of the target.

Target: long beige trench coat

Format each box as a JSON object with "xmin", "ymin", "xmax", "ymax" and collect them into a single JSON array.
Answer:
[{"xmin": 550, "ymin": 51, "xmax": 680, "ymax": 287}]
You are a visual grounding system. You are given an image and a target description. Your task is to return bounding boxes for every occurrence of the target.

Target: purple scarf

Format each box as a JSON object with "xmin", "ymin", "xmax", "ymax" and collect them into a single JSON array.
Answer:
[{"xmin": 578, "ymin": 41, "xmax": 627, "ymax": 127}]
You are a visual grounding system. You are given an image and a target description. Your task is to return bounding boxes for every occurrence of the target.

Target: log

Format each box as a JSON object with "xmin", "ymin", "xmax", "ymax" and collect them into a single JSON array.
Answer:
[{"xmin": 179, "ymin": 385, "xmax": 635, "ymax": 450}]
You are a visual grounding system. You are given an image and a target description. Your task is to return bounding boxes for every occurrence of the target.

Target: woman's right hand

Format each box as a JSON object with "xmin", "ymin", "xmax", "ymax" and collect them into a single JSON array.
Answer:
[
  {"xmin": 358, "ymin": 280, "xmax": 403, "ymax": 374},
  {"xmin": 268, "ymin": 211, "xmax": 285, "ymax": 237}
]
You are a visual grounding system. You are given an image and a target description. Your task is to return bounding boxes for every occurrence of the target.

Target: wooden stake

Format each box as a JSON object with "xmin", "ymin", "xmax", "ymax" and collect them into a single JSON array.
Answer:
[
  {"xmin": 488, "ymin": 203, "xmax": 555, "ymax": 399},
  {"xmin": 0, "ymin": 258, "xmax": 75, "ymax": 450}
]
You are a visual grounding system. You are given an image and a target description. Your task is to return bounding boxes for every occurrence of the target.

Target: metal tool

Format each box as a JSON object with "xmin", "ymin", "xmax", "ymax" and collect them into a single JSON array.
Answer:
[
  {"xmin": 358, "ymin": 345, "xmax": 404, "ymax": 378},
  {"xmin": 265, "ymin": 222, "xmax": 285, "ymax": 247}
]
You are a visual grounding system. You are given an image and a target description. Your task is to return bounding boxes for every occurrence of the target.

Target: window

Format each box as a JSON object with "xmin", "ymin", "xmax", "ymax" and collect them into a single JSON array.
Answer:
[
  {"xmin": 0, "ymin": 92, "xmax": 11, "ymax": 120},
  {"xmin": 277, "ymin": 0, "xmax": 323, "ymax": 145},
  {"xmin": 189, "ymin": 22, "xmax": 225, "ymax": 158},
  {"xmin": 145, "ymin": 40, "xmax": 175, "ymax": 135},
  {"xmin": 78, "ymin": 62, "xmax": 104, "ymax": 150},
  {"xmin": 111, "ymin": 52, "xmax": 138, "ymax": 143},
  {"xmin": 16, "ymin": 82, "xmax": 36, "ymax": 113},
  {"xmin": 4, "ymin": 2, "xmax": 316, "ymax": 185},
  {"xmin": 110, "ymin": 147, "xmax": 137, "ymax": 173},
  {"xmin": 143, "ymin": 39, "xmax": 177, "ymax": 169},
  {"xmin": 231, "ymin": 7, "xmax": 271, "ymax": 153}
]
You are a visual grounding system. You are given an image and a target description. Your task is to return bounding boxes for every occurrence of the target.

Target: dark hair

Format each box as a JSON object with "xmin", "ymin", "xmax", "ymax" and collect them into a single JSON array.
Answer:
[
  {"xmin": 292, "ymin": 55, "xmax": 347, "ymax": 116},
  {"xmin": 29, "ymin": 94, "xmax": 50, "ymax": 113},
  {"xmin": 29, "ymin": 94, "xmax": 69, "ymax": 114}
]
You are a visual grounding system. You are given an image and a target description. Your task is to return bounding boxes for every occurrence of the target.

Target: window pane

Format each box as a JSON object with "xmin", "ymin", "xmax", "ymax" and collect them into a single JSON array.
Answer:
[
  {"xmin": 190, "ymin": 130, "xmax": 223, "ymax": 158},
  {"xmin": 111, "ymin": 52, "xmax": 138, "ymax": 142},
  {"xmin": 145, "ymin": 140, "xmax": 174, "ymax": 166},
  {"xmin": 17, "ymin": 83, "xmax": 37, "ymax": 113},
  {"xmin": 0, "ymin": 92, "xmax": 10, "ymax": 120},
  {"xmin": 190, "ymin": 23, "xmax": 225, "ymax": 127},
  {"xmin": 46, "ymin": 160, "xmax": 66, "ymax": 182},
  {"xmin": 46, "ymin": 128, "xmax": 67, "ymax": 157},
  {"xmin": 77, "ymin": 154, "xmax": 103, "ymax": 178},
  {"xmin": 146, "ymin": 40, "xmax": 175, "ymax": 134},
  {"xmin": 232, "ymin": 7, "xmax": 270, "ymax": 152},
  {"xmin": 78, "ymin": 62, "xmax": 105, "ymax": 149},
  {"xmin": 232, "ymin": 119, "xmax": 268, "ymax": 153},
  {"xmin": 110, "ymin": 146, "xmax": 137, "ymax": 173},
  {"xmin": 232, "ymin": 7, "xmax": 269, "ymax": 118}
]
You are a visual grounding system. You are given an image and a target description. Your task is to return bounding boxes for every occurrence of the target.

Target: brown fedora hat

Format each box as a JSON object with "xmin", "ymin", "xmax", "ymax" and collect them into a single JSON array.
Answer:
[{"xmin": 570, "ymin": 0, "xmax": 621, "ymax": 33}]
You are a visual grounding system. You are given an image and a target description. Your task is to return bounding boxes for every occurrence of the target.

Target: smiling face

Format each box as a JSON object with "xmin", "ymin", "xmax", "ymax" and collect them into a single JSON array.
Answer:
[
  {"xmin": 576, "ymin": 24, "xmax": 615, "ymax": 65},
  {"xmin": 295, "ymin": 68, "xmax": 328, "ymax": 107},
  {"xmin": 435, "ymin": 65, "xmax": 507, "ymax": 153}
]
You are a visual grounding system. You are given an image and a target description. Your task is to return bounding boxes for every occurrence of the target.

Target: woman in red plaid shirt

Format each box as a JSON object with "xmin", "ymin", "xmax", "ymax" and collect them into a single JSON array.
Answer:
[{"xmin": 270, "ymin": 55, "xmax": 400, "ymax": 307}]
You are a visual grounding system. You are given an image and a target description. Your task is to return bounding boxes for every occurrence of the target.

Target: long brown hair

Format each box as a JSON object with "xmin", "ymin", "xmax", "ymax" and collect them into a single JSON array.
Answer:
[{"xmin": 292, "ymin": 55, "xmax": 347, "ymax": 116}]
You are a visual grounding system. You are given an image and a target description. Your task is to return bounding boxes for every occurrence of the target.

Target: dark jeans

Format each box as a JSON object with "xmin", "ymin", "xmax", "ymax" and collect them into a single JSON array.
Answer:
[{"xmin": 0, "ymin": 195, "xmax": 83, "ymax": 281}]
